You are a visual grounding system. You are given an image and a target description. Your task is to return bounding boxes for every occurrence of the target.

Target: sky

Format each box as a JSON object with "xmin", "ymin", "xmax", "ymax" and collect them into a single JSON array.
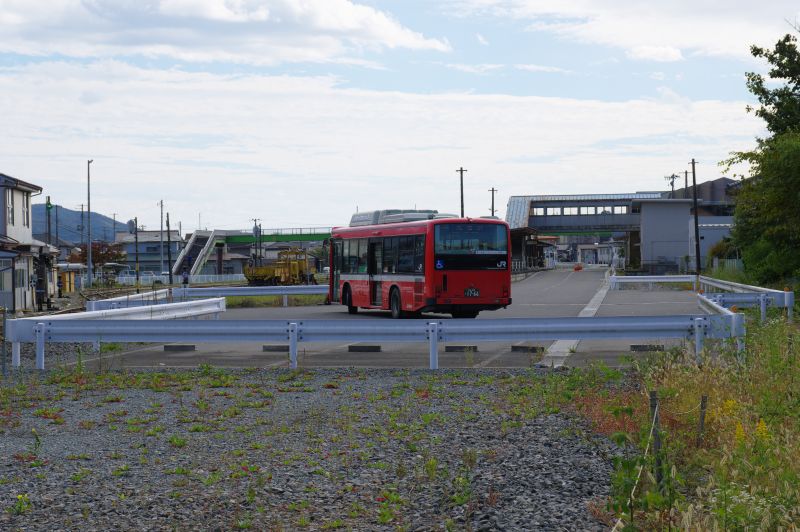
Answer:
[{"xmin": 1, "ymin": 0, "xmax": 797, "ymax": 233}]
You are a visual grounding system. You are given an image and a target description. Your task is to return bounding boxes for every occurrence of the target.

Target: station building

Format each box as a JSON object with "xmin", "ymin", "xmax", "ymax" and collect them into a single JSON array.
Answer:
[{"xmin": 505, "ymin": 178, "xmax": 737, "ymax": 273}]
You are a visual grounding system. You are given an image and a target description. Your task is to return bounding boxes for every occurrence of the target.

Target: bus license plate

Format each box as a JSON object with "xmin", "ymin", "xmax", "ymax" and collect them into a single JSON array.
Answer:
[{"xmin": 464, "ymin": 288, "xmax": 480, "ymax": 297}]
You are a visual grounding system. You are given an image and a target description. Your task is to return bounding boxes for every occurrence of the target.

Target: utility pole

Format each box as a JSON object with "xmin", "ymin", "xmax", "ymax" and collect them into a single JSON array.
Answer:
[
  {"xmin": 46, "ymin": 196, "xmax": 52, "ymax": 245},
  {"xmin": 112, "ymin": 213, "xmax": 117, "ymax": 240},
  {"xmin": 78, "ymin": 204, "xmax": 85, "ymax": 254},
  {"xmin": 690, "ymin": 159, "xmax": 702, "ymax": 278},
  {"xmin": 166, "ymin": 213, "xmax": 174, "ymax": 285},
  {"xmin": 488, "ymin": 187, "xmax": 497, "ymax": 217},
  {"xmin": 55, "ymin": 205, "xmax": 59, "ymax": 253},
  {"xmin": 252, "ymin": 219, "xmax": 261, "ymax": 266},
  {"xmin": 684, "ymin": 170, "xmax": 689, "ymax": 199},
  {"xmin": 134, "ymin": 217, "xmax": 140, "ymax": 292},
  {"xmin": 87, "ymin": 159, "xmax": 93, "ymax": 288},
  {"xmin": 159, "ymin": 199, "xmax": 164, "ymax": 273},
  {"xmin": 456, "ymin": 167, "xmax": 467, "ymax": 217}
]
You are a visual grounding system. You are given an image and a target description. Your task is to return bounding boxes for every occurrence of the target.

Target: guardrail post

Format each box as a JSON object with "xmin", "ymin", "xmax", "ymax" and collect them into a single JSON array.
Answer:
[
  {"xmin": 786, "ymin": 290, "xmax": 794, "ymax": 323},
  {"xmin": 283, "ymin": 295, "xmax": 288, "ymax": 308},
  {"xmin": 289, "ymin": 322, "xmax": 298, "ymax": 369},
  {"xmin": 12, "ymin": 342, "xmax": 20, "ymax": 367},
  {"xmin": 694, "ymin": 317, "xmax": 704, "ymax": 364},
  {"xmin": 759, "ymin": 294, "xmax": 767, "ymax": 324},
  {"xmin": 35, "ymin": 322, "xmax": 46, "ymax": 370},
  {"xmin": 428, "ymin": 322, "xmax": 439, "ymax": 370},
  {"xmin": 734, "ymin": 313, "xmax": 745, "ymax": 355},
  {"xmin": 93, "ymin": 341, "xmax": 101, "ymax": 352}
]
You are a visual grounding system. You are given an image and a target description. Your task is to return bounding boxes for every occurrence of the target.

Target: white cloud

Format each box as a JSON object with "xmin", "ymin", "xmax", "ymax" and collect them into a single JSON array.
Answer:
[
  {"xmin": 627, "ymin": 46, "xmax": 683, "ymax": 62},
  {"xmin": 0, "ymin": 0, "xmax": 450, "ymax": 65},
  {"xmin": 0, "ymin": 61, "xmax": 764, "ymax": 228},
  {"xmin": 514, "ymin": 63, "xmax": 571, "ymax": 74},
  {"xmin": 476, "ymin": 33, "xmax": 489, "ymax": 45},
  {"xmin": 445, "ymin": 0, "xmax": 800, "ymax": 61},
  {"xmin": 444, "ymin": 63, "xmax": 503, "ymax": 74},
  {"xmin": 649, "ymin": 71, "xmax": 666, "ymax": 81}
]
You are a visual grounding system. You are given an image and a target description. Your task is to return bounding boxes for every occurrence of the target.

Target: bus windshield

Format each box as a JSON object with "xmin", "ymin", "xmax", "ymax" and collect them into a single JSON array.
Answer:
[{"xmin": 434, "ymin": 223, "xmax": 508, "ymax": 270}]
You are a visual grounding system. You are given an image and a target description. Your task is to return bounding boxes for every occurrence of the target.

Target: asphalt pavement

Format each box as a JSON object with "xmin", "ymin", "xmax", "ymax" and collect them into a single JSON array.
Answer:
[{"xmin": 84, "ymin": 269, "xmax": 705, "ymax": 370}]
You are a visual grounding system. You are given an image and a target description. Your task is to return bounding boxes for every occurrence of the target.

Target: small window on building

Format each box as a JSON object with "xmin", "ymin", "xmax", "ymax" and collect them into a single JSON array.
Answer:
[
  {"xmin": 598, "ymin": 206, "xmax": 613, "ymax": 215},
  {"xmin": 546, "ymin": 207, "xmax": 561, "ymax": 216},
  {"xmin": 562, "ymin": 207, "xmax": 578, "ymax": 215},
  {"xmin": 579, "ymin": 206, "xmax": 595, "ymax": 215},
  {"xmin": 613, "ymin": 206, "xmax": 628, "ymax": 214},
  {"xmin": 22, "ymin": 193, "xmax": 30, "ymax": 227},
  {"xmin": 531, "ymin": 207, "xmax": 545, "ymax": 216},
  {"xmin": 6, "ymin": 189, "xmax": 14, "ymax": 226}
]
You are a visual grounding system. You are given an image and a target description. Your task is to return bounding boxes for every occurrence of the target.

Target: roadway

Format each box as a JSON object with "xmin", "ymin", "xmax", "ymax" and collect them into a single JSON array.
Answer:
[{"xmin": 86, "ymin": 269, "xmax": 704, "ymax": 370}]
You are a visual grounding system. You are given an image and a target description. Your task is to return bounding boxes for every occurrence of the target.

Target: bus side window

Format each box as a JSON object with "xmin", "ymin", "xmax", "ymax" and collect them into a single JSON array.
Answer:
[
  {"xmin": 341, "ymin": 240, "xmax": 350, "ymax": 273},
  {"xmin": 414, "ymin": 235, "xmax": 425, "ymax": 273},
  {"xmin": 358, "ymin": 238, "xmax": 368, "ymax": 273},
  {"xmin": 383, "ymin": 237, "xmax": 397, "ymax": 273}
]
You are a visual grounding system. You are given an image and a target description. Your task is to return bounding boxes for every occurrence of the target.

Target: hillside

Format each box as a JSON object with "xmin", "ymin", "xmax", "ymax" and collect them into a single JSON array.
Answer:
[{"xmin": 32, "ymin": 203, "xmax": 126, "ymax": 244}]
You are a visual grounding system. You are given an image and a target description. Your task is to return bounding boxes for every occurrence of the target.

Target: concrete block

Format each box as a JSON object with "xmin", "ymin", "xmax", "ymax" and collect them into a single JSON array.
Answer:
[
  {"xmin": 630, "ymin": 344, "xmax": 665, "ymax": 352},
  {"xmin": 445, "ymin": 345, "xmax": 479, "ymax": 353},
  {"xmin": 348, "ymin": 344, "xmax": 381, "ymax": 353},
  {"xmin": 164, "ymin": 344, "xmax": 196, "ymax": 352},
  {"xmin": 263, "ymin": 345, "xmax": 290, "ymax": 352},
  {"xmin": 511, "ymin": 344, "xmax": 545, "ymax": 353}
]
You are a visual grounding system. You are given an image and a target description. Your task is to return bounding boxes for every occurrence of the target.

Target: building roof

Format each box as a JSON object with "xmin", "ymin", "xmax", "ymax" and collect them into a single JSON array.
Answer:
[
  {"xmin": 33, "ymin": 234, "xmax": 76, "ymax": 247},
  {"xmin": 0, "ymin": 173, "xmax": 43, "ymax": 193},
  {"xmin": 505, "ymin": 193, "xmax": 662, "ymax": 229}
]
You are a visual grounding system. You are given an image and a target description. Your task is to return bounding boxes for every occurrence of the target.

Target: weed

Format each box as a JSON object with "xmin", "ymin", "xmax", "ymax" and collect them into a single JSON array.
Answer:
[
  {"xmin": 7, "ymin": 494, "xmax": 31, "ymax": 515},
  {"xmin": 168, "ymin": 436, "xmax": 187, "ymax": 448}
]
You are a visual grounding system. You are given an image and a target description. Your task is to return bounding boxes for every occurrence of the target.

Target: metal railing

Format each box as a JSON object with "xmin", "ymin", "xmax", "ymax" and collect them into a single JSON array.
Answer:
[
  {"xmin": 113, "ymin": 274, "xmax": 246, "ymax": 286},
  {"xmin": 8, "ymin": 312, "xmax": 741, "ymax": 371},
  {"xmin": 86, "ymin": 289, "xmax": 172, "ymax": 311},
  {"xmin": 7, "ymin": 298, "xmax": 226, "ymax": 369},
  {"xmin": 610, "ymin": 274, "xmax": 794, "ymax": 322}
]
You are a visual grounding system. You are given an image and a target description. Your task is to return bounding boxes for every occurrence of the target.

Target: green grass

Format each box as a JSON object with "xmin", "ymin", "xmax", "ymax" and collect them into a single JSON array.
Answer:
[
  {"xmin": 225, "ymin": 294, "xmax": 326, "ymax": 308},
  {"xmin": 579, "ymin": 317, "xmax": 800, "ymax": 530}
]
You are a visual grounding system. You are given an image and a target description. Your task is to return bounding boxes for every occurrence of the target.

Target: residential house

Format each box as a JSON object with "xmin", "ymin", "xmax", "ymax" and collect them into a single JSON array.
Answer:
[
  {"xmin": 115, "ymin": 230, "xmax": 183, "ymax": 274},
  {"xmin": 0, "ymin": 173, "xmax": 58, "ymax": 312}
]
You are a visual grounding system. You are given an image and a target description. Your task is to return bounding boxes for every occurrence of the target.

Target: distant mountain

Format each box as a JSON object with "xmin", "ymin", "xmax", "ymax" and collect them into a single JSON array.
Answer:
[{"xmin": 32, "ymin": 204, "xmax": 127, "ymax": 244}]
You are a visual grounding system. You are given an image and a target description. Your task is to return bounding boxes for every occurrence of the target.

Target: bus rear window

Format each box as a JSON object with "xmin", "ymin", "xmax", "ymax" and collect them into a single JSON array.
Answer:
[
  {"xmin": 434, "ymin": 224, "xmax": 507, "ymax": 254},
  {"xmin": 434, "ymin": 224, "xmax": 508, "ymax": 270}
]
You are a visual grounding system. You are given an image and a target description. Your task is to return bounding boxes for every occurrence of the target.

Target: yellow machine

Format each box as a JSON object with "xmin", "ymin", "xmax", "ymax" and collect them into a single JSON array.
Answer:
[{"xmin": 244, "ymin": 247, "xmax": 317, "ymax": 286}]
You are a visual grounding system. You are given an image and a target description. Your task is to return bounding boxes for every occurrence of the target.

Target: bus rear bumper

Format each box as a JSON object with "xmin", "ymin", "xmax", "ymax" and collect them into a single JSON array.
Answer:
[{"xmin": 422, "ymin": 298, "xmax": 511, "ymax": 313}]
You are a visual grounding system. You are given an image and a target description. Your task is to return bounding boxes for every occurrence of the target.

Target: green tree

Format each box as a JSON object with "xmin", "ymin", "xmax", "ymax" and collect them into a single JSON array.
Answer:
[
  {"xmin": 731, "ymin": 132, "xmax": 800, "ymax": 283},
  {"xmin": 745, "ymin": 33, "xmax": 800, "ymax": 136},
  {"xmin": 727, "ymin": 31, "xmax": 800, "ymax": 284}
]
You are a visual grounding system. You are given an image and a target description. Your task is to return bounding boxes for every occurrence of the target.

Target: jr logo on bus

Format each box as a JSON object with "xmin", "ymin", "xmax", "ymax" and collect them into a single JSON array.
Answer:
[{"xmin": 497, "ymin": 260, "xmax": 507, "ymax": 269}]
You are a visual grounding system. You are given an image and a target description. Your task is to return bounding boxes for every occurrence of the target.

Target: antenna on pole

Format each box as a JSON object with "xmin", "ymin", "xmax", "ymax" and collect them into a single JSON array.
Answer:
[{"xmin": 664, "ymin": 174, "xmax": 677, "ymax": 198}]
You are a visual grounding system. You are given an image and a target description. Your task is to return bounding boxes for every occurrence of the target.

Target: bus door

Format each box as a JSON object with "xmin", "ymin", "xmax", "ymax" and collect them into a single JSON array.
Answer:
[
  {"xmin": 332, "ymin": 240, "xmax": 342, "ymax": 302},
  {"xmin": 368, "ymin": 241, "xmax": 383, "ymax": 306}
]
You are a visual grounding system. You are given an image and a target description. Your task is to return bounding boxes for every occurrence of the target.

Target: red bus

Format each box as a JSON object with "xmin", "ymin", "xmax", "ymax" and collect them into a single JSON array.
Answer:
[{"xmin": 329, "ymin": 218, "xmax": 511, "ymax": 318}]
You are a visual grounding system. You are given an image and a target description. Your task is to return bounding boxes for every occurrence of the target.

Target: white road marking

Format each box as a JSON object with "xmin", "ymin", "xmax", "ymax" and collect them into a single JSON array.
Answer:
[{"xmin": 540, "ymin": 274, "xmax": 612, "ymax": 368}]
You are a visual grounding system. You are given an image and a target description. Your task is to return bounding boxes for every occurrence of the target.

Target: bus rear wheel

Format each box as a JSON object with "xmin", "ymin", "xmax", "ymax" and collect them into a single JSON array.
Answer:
[
  {"xmin": 390, "ymin": 288, "xmax": 404, "ymax": 319},
  {"xmin": 343, "ymin": 286, "xmax": 358, "ymax": 314},
  {"xmin": 452, "ymin": 310, "xmax": 479, "ymax": 319}
]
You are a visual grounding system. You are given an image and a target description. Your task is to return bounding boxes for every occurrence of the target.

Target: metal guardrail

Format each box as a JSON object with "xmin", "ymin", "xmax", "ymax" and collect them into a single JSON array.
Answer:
[
  {"xmin": 9, "ymin": 313, "xmax": 741, "ymax": 371},
  {"xmin": 7, "ymin": 298, "xmax": 227, "ymax": 369},
  {"xmin": 114, "ymin": 274, "xmax": 247, "ymax": 286},
  {"xmin": 173, "ymin": 286, "xmax": 328, "ymax": 298},
  {"xmin": 610, "ymin": 275, "xmax": 794, "ymax": 322},
  {"xmin": 87, "ymin": 289, "xmax": 171, "ymax": 311}
]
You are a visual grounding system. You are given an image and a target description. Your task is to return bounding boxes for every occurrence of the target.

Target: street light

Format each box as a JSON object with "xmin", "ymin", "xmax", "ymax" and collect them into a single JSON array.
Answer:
[{"xmin": 87, "ymin": 159, "xmax": 93, "ymax": 288}]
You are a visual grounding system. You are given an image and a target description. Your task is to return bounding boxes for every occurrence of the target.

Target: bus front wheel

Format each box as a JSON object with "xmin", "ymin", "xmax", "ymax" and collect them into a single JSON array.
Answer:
[
  {"xmin": 343, "ymin": 286, "xmax": 358, "ymax": 314},
  {"xmin": 390, "ymin": 288, "xmax": 404, "ymax": 319}
]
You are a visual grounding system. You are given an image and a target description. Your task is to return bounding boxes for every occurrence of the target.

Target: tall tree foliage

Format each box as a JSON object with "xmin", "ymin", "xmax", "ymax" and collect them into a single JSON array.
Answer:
[
  {"xmin": 745, "ymin": 33, "xmax": 800, "ymax": 136},
  {"xmin": 729, "ymin": 32, "xmax": 800, "ymax": 283}
]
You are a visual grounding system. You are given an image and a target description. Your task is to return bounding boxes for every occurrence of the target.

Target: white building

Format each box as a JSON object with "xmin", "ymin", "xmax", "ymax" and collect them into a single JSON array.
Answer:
[{"xmin": 0, "ymin": 173, "xmax": 57, "ymax": 313}]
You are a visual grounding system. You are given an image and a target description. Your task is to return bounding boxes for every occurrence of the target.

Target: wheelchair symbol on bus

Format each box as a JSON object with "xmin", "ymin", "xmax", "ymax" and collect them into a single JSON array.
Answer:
[{"xmin": 435, "ymin": 259, "xmax": 444, "ymax": 269}]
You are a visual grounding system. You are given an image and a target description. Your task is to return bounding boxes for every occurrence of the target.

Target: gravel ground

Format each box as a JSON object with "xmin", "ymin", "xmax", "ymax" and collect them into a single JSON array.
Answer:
[
  {"xmin": 0, "ymin": 367, "xmax": 619, "ymax": 530},
  {"xmin": 2, "ymin": 342, "xmax": 154, "ymax": 371}
]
